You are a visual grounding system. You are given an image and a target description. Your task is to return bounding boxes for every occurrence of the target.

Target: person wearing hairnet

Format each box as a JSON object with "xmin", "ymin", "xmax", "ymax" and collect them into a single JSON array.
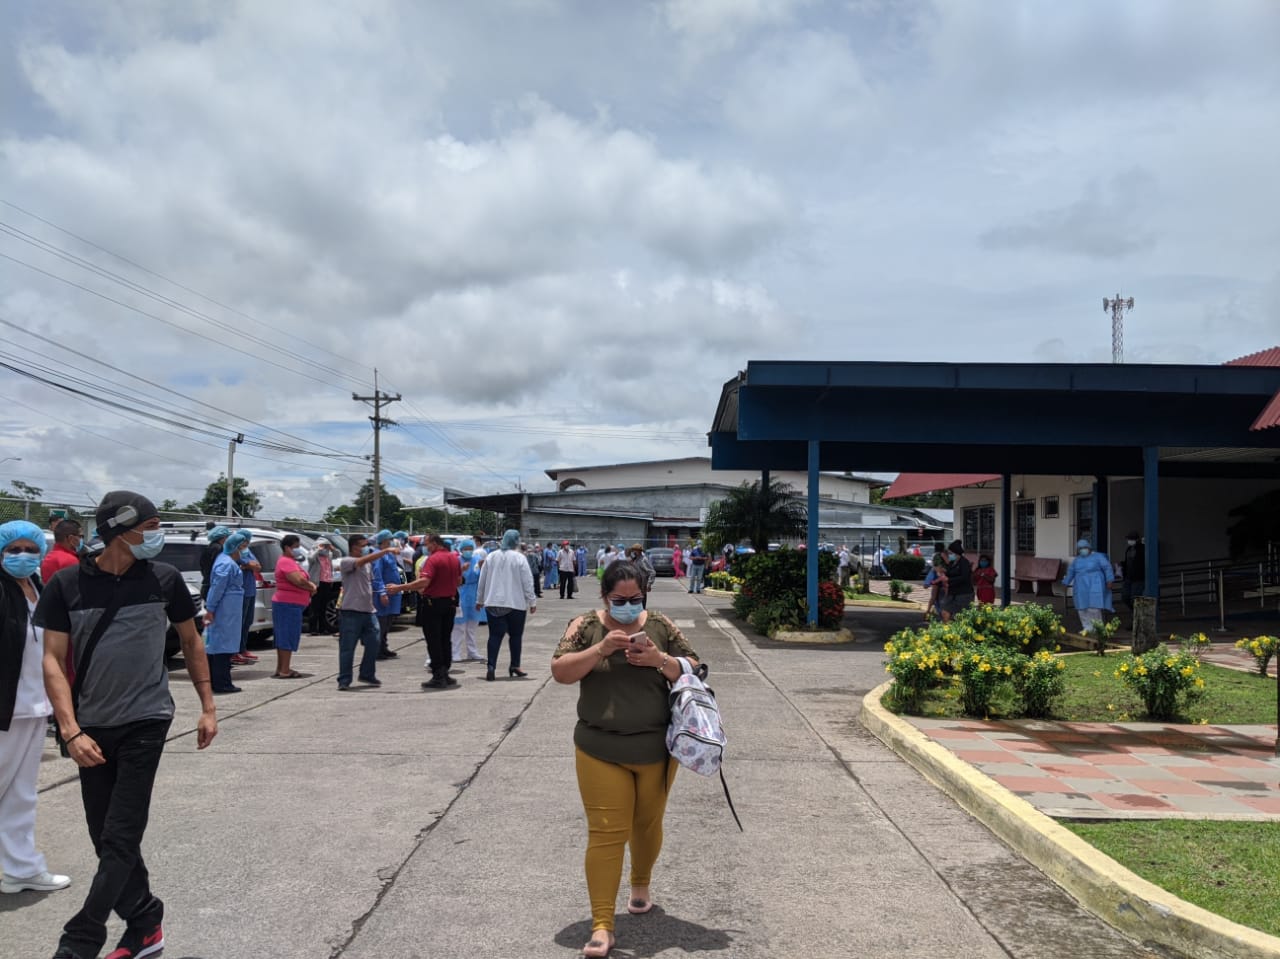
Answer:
[
  {"xmin": 204, "ymin": 531, "xmax": 250, "ymax": 694},
  {"xmin": 370, "ymin": 529, "xmax": 402, "ymax": 660},
  {"xmin": 0, "ymin": 520, "xmax": 71, "ymax": 896},
  {"xmin": 1062, "ymin": 538, "xmax": 1115, "ymax": 635}
]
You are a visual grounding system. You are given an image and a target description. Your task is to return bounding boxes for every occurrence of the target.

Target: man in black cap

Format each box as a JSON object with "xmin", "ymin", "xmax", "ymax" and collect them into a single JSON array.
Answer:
[{"xmin": 37, "ymin": 491, "xmax": 218, "ymax": 959}]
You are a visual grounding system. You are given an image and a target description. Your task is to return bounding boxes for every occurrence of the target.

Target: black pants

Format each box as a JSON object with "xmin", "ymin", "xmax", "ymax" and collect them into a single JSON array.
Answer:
[
  {"xmin": 421, "ymin": 596, "xmax": 456, "ymax": 680},
  {"xmin": 559, "ymin": 570, "xmax": 576, "ymax": 599},
  {"xmin": 308, "ymin": 581, "xmax": 337, "ymax": 633},
  {"xmin": 378, "ymin": 613, "xmax": 392, "ymax": 652},
  {"xmin": 60, "ymin": 718, "xmax": 171, "ymax": 958},
  {"xmin": 208, "ymin": 652, "xmax": 234, "ymax": 692}
]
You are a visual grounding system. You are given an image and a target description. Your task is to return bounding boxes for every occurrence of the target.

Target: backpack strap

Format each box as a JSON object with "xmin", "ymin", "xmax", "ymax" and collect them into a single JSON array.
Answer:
[{"xmin": 720, "ymin": 769, "xmax": 744, "ymax": 832}]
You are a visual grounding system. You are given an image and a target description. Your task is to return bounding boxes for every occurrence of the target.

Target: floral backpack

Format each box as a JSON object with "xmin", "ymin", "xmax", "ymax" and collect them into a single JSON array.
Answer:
[{"xmin": 666, "ymin": 658, "xmax": 743, "ymax": 831}]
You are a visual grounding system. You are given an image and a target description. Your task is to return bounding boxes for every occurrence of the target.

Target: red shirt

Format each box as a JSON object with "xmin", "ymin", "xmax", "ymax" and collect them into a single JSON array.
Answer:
[
  {"xmin": 40, "ymin": 544, "xmax": 80, "ymax": 583},
  {"xmin": 421, "ymin": 549, "xmax": 462, "ymax": 598}
]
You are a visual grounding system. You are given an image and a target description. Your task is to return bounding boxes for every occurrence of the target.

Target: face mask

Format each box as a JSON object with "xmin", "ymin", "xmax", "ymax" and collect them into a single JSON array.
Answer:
[
  {"xmin": 1126, "ymin": 539, "xmax": 1137, "ymax": 546},
  {"xmin": 978, "ymin": 560, "xmax": 990, "ymax": 568},
  {"xmin": 461, "ymin": 550, "xmax": 474, "ymax": 560},
  {"xmin": 2, "ymin": 552, "xmax": 41, "ymax": 579},
  {"xmin": 293, "ymin": 548, "xmax": 306, "ymax": 561},
  {"xmin": 74, "ymin": 539, "xmax": 87, "ymax": 554},
  {"xmin": 1078, "ymin": 548, "xmax": 1091, "ymax": 557},
  {"xmin": 609, "ymin": 600, "xmax": 643, "ymax": 624},
  {"xmin": 947, "ymin": 552, "xmax": 957, "ymax": 561},
  {"xmin": 128, "ymin": 529, "xmax": 165, "ymax": 560},
  {"xmin": 363, "ymin": 545, "xmax": 375, "ymax": 555}
]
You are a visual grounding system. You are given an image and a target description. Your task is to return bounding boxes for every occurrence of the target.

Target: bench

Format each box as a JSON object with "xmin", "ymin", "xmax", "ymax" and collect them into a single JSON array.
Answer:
[{"xmin": 1014, "ymin": 556, "xmax": 1062, "ymax": 597}]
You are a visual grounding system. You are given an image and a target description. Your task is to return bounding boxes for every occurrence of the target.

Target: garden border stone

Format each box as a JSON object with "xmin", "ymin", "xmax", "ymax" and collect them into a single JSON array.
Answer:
[
  {"xmin": 860, "ymin": 680, "xmax": 1280, "ymax": 959},
  {"xmin": 770, "ymin": 626, "xmax": 854, "ymax": 644}
]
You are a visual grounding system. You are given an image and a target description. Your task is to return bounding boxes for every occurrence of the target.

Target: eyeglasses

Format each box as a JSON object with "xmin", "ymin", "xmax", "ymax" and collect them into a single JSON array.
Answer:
[
  {"xmin": 3, "ymin": 546, "xmax": 41, "ymax": 555},
  {"xmin": 607, "ymin": 595, "xmax": 644, "ymax": 606}
]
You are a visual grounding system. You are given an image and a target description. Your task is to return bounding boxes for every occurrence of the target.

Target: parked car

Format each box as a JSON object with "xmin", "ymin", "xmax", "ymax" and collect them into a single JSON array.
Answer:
[
  {"xmin": 86, "ymin": 525, "xmax": 207, "ymax": 660},
  {"xmin": 647, "ymin": 547, "xmax": 675, "ymax": 576}
]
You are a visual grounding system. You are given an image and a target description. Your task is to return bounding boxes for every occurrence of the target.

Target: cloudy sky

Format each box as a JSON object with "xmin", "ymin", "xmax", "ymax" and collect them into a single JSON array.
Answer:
[{"xmin": 2, "ymin": 0, "xmax": 1278, "ymax": 519}]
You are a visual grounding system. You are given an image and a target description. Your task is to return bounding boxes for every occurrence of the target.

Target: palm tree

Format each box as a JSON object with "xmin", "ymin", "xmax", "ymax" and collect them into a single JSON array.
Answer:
[{"xmin": 703, "ymin": 479, "xmax": 808, "ymax": 553}]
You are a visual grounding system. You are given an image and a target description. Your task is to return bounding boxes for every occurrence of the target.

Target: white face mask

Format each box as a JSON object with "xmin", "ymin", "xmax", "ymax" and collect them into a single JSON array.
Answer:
[{"xmin": 1126, "ymin": 539, "xmax": 1137, "ymax": 546}]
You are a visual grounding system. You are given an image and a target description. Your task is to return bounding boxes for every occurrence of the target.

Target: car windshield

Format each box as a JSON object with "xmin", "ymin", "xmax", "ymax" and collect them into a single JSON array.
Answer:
[{"xmin": 156, "ymin": 541, "xmax": 205, "ymax": 572}]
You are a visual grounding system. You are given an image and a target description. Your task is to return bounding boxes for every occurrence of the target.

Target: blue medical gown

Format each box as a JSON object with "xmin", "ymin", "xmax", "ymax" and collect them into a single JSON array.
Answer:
[
  {"xmin": 205, "ymin": 552, "xmax": 246, "ymax": 654},
  {"xmin": 1063, "ymin": 552, "xmax": 1115, "ymax": 611}
]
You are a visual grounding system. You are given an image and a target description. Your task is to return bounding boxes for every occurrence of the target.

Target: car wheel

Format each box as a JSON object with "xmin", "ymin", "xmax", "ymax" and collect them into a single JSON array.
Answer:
[{"xmin": 324, "ymin": 596, "xmax": 341, "ymax": 633}]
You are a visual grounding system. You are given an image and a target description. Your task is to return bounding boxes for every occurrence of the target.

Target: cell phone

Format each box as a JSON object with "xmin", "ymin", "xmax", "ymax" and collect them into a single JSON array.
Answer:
[{"xmin": 627, "ymin": 632, "xmax": 646, "ymax": 643}]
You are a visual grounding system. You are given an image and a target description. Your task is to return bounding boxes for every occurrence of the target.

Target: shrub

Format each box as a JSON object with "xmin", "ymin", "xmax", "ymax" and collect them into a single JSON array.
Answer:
[
  {"xmin": 884, "ymin": 554, "xmax": 926, "ymax": 580},
  {"xmin": 704, "ymin": 571, "xmax": 741, "ymax": 591},
  {"xmin": 1016, "ymin": 650, "xmax": 1068, "ymax": 718},
  {"xmin": 883, "ymin": 631, "xmax": 948, "ymax": 712},
  {"xmin": 809, "ymin": 580, "xmax": 845, "ymax": 627},
  {"xmin": 748, "ymin": 597, "xmax": 803, "ymax": 636},
  {"xmin": 955, "ymin": 603, "xmax": 1064, "ymax": 652},
  {"xmin": 1234, "ymin": 635, "xmax": 1278, "ymax": 676},
  {"xmin": 888, "ymin": 579, "xmax": 914, "ymax": 601},
  {"xmin": 954, "ymin": 642, "xmax": 1021, "ymax": 717},
  {"xmin": 731, "ymin": 548, "xmax": 836, "ymax": 620},
  {"xmin": 1114, "ymin": 643, "xmax": 1206, "ymax": 720},
  {"xmin": 1085, "ymin": 617, "xmax": 1122, "ymax": 655}
]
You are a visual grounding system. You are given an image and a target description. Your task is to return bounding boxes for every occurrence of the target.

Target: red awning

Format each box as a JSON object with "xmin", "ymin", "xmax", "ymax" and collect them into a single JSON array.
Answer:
[
  {"xmin": 882, "ymin": 473, "xmax": 1000, "ymax": 500},
  {"xmin": 1224, "ymin": 346, "xmax": 1280, "ymax": 430}
]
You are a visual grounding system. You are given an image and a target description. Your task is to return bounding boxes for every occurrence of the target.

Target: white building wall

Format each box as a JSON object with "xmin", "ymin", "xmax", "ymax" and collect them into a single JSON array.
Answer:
[
  {"xmin": 955, "ymin": 476, "xmax": 1280, "ymax": 570},
  {"xmin": 552, "ymin": 458, "xmax": 871, "ymax": 502}
]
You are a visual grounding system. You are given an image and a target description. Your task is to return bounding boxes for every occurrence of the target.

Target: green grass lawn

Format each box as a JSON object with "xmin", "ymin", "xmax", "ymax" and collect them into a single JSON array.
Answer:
[
  {"xmin": 845, "ymin": 590, "xmax": 918, "ymax": 606},
  {"xmin": 1065, "ymin": 821, "xmax": 1280, "ymax": 938},
  {"xmin": 899, "ymin": 652, "xmax": 1278, "ymax": 723}
]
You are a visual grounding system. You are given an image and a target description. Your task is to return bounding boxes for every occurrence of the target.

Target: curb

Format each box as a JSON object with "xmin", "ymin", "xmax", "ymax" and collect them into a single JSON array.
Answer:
[{"xmin": 859, "ymin": 681, "xmax": 1280, "ymax": 959}]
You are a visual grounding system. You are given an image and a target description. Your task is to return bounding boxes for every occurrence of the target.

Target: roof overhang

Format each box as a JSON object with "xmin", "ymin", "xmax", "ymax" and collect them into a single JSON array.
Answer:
[{"xmin": 710, "ymin": 359, "xmax": 1280, "ymax": 478}]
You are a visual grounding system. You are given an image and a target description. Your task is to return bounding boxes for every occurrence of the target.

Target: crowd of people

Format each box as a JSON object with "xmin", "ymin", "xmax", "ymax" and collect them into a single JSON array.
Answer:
[{"xmin": 0, "ymin": 489, "xmax": 712, "ymax": 959}]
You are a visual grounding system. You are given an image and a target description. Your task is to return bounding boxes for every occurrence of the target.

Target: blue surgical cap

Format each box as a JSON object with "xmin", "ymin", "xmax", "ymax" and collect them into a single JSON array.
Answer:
[
  {"xmin": 501, "ymin": 529, "xmax": 520, "ymax": 550},
  {"xmin": 224, "ymin": 530, "xmax": 251, "ymax": 553},
  {"xmin": 376, "ymin": 529, "xmax": 393, "ymax": 543},
  {"xmin": 0, "ymin": 520, "xmax": 48, "ymax": 559},
  {"xmin": 394, "ymin": 530, "xmax": 409, "ymax": 541},
  {"xmin": 458, "ymin": 538, "xmax": 475, "ymax": 551},
  {"xmin": 1076, "ymin": 539, "xmax": 1092, "ymax": 549},
  {"xmin": 207, "ymin": 525, "xmax": 231, "ymax": 544}
]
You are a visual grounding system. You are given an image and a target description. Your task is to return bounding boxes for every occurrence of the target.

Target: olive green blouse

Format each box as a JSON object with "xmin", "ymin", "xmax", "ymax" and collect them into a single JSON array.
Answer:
[{"xmin": 553, "ymin": 609, "xmax": 699, "ymax": 765}]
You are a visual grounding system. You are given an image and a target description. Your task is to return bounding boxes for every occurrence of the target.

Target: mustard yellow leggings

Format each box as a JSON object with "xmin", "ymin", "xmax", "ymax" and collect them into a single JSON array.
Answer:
[{"xmin": 575, "ymin": 747, "xmax": 677, "ymax": 932}]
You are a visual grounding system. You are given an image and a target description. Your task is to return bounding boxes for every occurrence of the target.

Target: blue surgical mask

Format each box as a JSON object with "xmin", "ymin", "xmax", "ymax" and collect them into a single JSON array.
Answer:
[
  {"xmin": 461, "ymin": 550, "xmax": 474, "ymax": 560},
  {"xmin": 2, "ymin": 552, "xmax": 41, "ymax": 579},
  {"xmin": 609, "ymin": 600, "xmax": 643, "ymax": 624},
  {"xmin": 128, "ymin": 529, "xmax": 165, "ymax": 560},
  {"xmin": 978, "ymin": 560, "xmax": 990, "ymax": 568},
  {"xmin": 1078, "ymin": 548, "xmax": 1091, "ymax": 557},
  {"xmin": 363, "ymin": 545, "xmax": 375, "ymax": 555}
]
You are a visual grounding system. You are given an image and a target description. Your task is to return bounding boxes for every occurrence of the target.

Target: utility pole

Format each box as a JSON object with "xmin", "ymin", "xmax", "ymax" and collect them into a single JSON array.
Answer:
[
  {"xmin": 353, "ymin": 368, "xmax": 400, "ymax": 530},
  {"xmin": 225, "ymin": 433, "xmax": 244, "ymax": 519},
  {"xmin": 1103, "ymin": 294, "xmax": 1134, "ymax": 364}
]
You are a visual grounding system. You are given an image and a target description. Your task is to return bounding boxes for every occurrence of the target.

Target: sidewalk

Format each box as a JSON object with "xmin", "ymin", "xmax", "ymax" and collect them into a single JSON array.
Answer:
[
  {"xmin": 5, "ymin": 583, "xmax": 1165, "ymax": 959},
  {"xmin": 905, "ymin": 717, "xmax": 1280, "ymax": 819}
]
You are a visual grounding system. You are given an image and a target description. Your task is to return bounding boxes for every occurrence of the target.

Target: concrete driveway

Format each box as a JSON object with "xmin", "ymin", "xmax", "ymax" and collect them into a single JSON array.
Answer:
[{"xmin": 4, "ymin": 582, "xmax": 1171, "ymax": 958}]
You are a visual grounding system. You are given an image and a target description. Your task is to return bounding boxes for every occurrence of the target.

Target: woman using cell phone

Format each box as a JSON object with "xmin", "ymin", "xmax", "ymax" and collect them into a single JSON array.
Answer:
[{"xmin": 551, "ymin": 561, "xmax": 699, "ymax": 958}]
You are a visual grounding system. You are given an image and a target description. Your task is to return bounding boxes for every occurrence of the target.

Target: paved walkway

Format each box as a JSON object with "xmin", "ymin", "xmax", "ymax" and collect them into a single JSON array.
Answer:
[
  {"xmin": 7, "ymin": 586, "xmax": 1168, "ymax": 958},
  {"xmin": 906, "ymin": 717, "xmax": 1280, "ymax": 819}
]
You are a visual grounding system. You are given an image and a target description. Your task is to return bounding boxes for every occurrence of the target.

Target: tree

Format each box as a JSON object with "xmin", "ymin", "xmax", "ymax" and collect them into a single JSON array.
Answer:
[
  {"xmin": 323, "ymin": 480, "xmax": 406, "ymax": 530},
  {"xmin": 185, "ymin": 475, "xmax": 261, "ymax": 518},
  {"xmin": 870, "ymin": 487, "xmax": 953, "ymax": 509},
  {"xmin": 10, "ymin": 480, "xmax": 42, "ymax": 501},
  {"xmin": 703, "ymin": 479, "xmax": 807, "ymax": 553}
]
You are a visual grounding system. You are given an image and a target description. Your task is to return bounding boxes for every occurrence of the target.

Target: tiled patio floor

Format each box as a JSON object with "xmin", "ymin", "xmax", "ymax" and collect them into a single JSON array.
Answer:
[{"xmin": 907, "ymin": 716, "xmax": 1280, "ymax": 819}]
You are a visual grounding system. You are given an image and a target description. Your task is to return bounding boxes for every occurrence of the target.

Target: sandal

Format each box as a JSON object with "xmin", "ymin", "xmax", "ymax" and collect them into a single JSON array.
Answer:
[
  {"xmin": 583, "ymin": 930, "xmax": 614, "ymax": 957},
  {"xmin": 272, "ymin": 671, "xmax": 303, "ymax": 679},
  {"xmin": 627, "ymin": 897, "xmax": 653, "ymax": 915}
]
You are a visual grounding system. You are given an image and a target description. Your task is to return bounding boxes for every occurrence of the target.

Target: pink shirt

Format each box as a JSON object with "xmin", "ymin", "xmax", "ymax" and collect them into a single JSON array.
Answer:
[{"xmin": 272, "ymin": 556, "xmax": 313, "ymax": 606}]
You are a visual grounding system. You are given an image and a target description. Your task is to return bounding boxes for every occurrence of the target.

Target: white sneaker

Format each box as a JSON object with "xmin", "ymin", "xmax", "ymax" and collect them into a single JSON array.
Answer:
[{"xmin": 1, "ymin": 870, "xmax": 71, "ymax": 893}]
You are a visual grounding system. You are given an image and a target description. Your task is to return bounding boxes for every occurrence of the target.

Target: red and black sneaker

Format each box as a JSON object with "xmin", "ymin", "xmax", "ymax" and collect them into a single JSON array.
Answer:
[{"xmin": 104, "ymin": 923, "xmax": 164, "ymax": 959}]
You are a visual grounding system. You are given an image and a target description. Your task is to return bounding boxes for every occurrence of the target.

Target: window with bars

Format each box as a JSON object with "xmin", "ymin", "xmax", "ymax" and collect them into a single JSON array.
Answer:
[
  {"xmin": 1072, "ymin": 493, "xmax": 1094, "ymax": 546},
  {"xmin": 962, "ymin": 504, "xmax": 995, "ymax": 553},
  {"xmin": 1015, "ymin": 500, "xmax": 1036, "ymax": 553}
]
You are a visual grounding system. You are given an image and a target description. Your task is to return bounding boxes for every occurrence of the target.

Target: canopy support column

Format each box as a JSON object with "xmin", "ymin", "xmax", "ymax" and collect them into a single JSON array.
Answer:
[
  {"xmin": 1001, "ymin": 473, "xmax": 1012, "ymax": 607},
  {"xmin": 807, "ymin": 440, "xmax": 819, "ymax": 626}
]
